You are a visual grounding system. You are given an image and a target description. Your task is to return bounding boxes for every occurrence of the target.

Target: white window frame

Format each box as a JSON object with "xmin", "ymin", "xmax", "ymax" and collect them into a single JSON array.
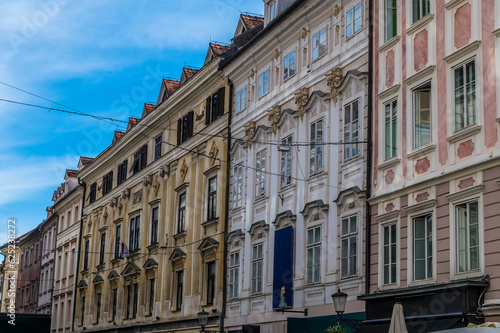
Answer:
[
  {"xmin": 384, "ymin": 99, "xmax": 398, "ymax": 160},
  {"xmin": 280, "ymin": 135, "xmax": 293, "ymax": 187},
  {"xmin": 412, "ymin": 0, "xmax": 430, "ymax": 23},
  {"xmin": 251, "ymin": 243, "xmax": 264, "ymax": 295},
  {"xmin": 255, "ymin": 149, "xmax": 266, "ymax": 199},
  {"xmin": 340, "ymin": 214, "xmax": 358, "ymax": 278},
  {"xmin": 235, "ymin": 86, "xmax": 246, "ymax": 114},
  {"xmin": 412, "ymin": 81, "xmax": 432, "ymax": 150},
  {"xmin": 269, "ymin": 0, "xmax": 277, "ymax": 21},
  {"xmin": 346, "ymin": 3, "xmax": 362, "ymax": 39},
  {"xmin": 385, "ymin": 0, "xmax": 398, "ymax": 42},
  {"xmin": 343, "ymin": 99, "xmax": 360, "ymax": 160},
  {"xmin": 232, "ymin": 163, "xmax": 243, "ymax": 209},
  {"xmin": 228, "ymin": 252, "xmax": 240, "ymax": 299},
  {"xmin": 309, "ymin": 118, "xmax": 324, "ymax": 175},
  {"xmin": 312, "ymin": 27, "xmax": 327, "ymax": 61},
  {"xmin": 453, "ymin": 58, "xmax": 477, "ymax": 131},
  {"xmin": 306, "ymin": 226, "xmax": 321, "ymax": 284},
  {"xmin": 283, "ymin": 50, "xmax": 296, "ymax": 80},
  {"xmin": 258, "ymin": 69, "xmax": 270, "ymax": 98},
  {"xmin": 381, "ymin": 223, "xmax": 398, "ymax": 285}
]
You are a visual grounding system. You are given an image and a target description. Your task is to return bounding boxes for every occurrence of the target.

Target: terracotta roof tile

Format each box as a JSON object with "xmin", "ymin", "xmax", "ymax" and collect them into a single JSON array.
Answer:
[
  {"xmin": 241, "ymin": 14, "xmax": 264, "ymax": 30},
  {"xmin": 144, "ymin": 103, "xmax": 156, "ymax": 114},
  {"xmin": 210, "ymin": 42, "xmax": 230, "ymax": 56},
  {"xmin": 163, "ymin": 79, "xmax": 180, "ymax": 95},
  {"xmin": 66, "ymin": 169, "xmax": 78, "ymax": 177},
  {"xmin": 79, "ymin": 157, "xmax": 93, "ymax": 165},
  {"xmin": 127, "ymin": 117, "xmax": 140, "ymax": 130},
  {"xmin": 113, "ymin": 130, "xmax": 125, "ymax": 143},
  {"xmin": 183, "ymin": 67, "xmax": 199, "ymax": 80}
]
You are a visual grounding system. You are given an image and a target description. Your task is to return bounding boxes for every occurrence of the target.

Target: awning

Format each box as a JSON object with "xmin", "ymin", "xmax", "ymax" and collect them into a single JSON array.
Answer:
[
  {"xmin": 287, "ymin": 312, "xmax": 365, "ymax": 333},
  {"xmin": 357, "ymin": 318, "xmax": 464, "ymax": 333}
]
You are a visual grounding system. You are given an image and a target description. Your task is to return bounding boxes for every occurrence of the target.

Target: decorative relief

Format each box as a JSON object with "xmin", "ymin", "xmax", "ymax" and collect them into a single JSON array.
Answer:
[
  {"xmin": 294, "ymin": 87, "xmax": 309, "ymax": 120},
  {"xmin": 326, "ymin": 67, "xmax": 343, "ymax": 104},
  {"xmin": 180, "ymin": 159, "xmax": 189, "ymax": 182},
  {"xmin": 457, "ymin": 140, "xmax": 474, "ymax": 159},
  {"xmin": 103, "ymin": 207, "xmax": 108, "ymax": 221},
  {"xmin": 385, "ymin": 202, "xmax": 395, "ymax": 212},
  {"xmin": 209, "ymin": 141, "xmax": 219, "ymax": 165},
  {"xmin": 415, "ymin": 157, "xmax": 431, "ymax": 174},
  {"xmin": 385, "ymin": 169, "xmax": 395, "ymax": 185},
  {"xmin": 301, "ymin": 27, "xmax": 309, "ymax": 39},
  {"xmin": 333, "ymin": 4, "xmax": 342, "ymax": 18},
  {"xmin": 415, "ymin": 192, "xmax": 430, "ymax": 203},
  {"xmin": 159, "ymin": 164, "xmax": 170, "ymax": 178},
  {"xmin": 142, "ymin": 174, "xmax": 152, "ymax": 187},
  {"xmin": 454, "ymin": 3, "xmax": 471, "ymax": 49},
  {"xmin": 386, "ymin": 50, "xmax": 395, "ymax": 87},
  {"xmin": 132, "ymin": 190, "xmax": 143, "ymax": 206},
  {"xmin": 121, "ymin": 188, "xmax": 130, "ymax": 200},
  {"xmin": 458, "ymin": 177, "xmax": 475, "ymax": 190},
  {"xmin": 195, "ymin": 108, "xmax": 205, "ymax": 121},
  {"xmin": 414, "ymin": 29, "xmax": 428, "ymax": 72},
  {"xmin": 267, "ymin": 105, "xmax": 281, "ymax": 134},
  {"xmin": 274, "ymin": 49, "xmax": 281, "ymax": 59},
  {"xmin": 110, "ymin": 197, "xmax": 117, "ymax": 208},
  {"xmin": 250, "ymin": 68, "xmax": 256, "ymax": 78},
  {"xmin": 244, "ymin": 121, "xmax": 257, "ymax": 140},
  {"xmin": 117, "ymin": 200, "xmax": 123, "ymax": 215},
  {"xmin": 152, "ymin": 176, "xmax": 161, "ymax": 196}
]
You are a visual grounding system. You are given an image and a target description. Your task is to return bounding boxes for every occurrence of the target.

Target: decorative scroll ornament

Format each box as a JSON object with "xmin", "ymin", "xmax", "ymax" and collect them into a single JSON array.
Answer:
[
  {"xmin": 110, "ymin": 197, "xmax": 117, "ymax": 208},
  {"xmin": 333, "ymin": 4, "xmax": 342, "ymax": 18},
  {"xmin": 195, "ymin": 108, "xmax": 204, "ymax": 121},
  {"xmin": 180, "ymin": 159, "xmax": 189, "ymax": 182},
  {"xmin": 152, "ymin": 176, "xmax": 161, "ymax": 196},
  {"xmin": 274, "ymin": 49, "xmax": 281, "ymax": 59},
  {"xmin": 244, "ymin": 121, "xmax": 257, "ymax": 147},
  {"xmin": 209, "ymin": 141, "xmax": 219, "ymax": 165},
  {"xmin": 159, "ymin": 164, "xmax": 170, "ymax": 178},
  {"xmin": 117, "ymin": 200, "xmax": 123, "ymax": 215},
  {"xmin": 267, "ymin": 105, "xmax": 281, "ymax": 134},
  {"xmin": 326, "ymin": 67, "xmax": 343, "ymax": 104},
  {"xmin": 103, "ymin": 207, "xmax": 108, "ymax": 221},
  {"xmin": 250, "ymin": 68, "xmax": 256, "ymax": 78},
  {"xmin": 294, "ymin": 87, "xmax": 309, "ymax": 120},
  {"xmin": 121, "ymin": 188, "xmax": 130, "ymax": 200},
  {"xmin": 132, "ymin": 190, "xmax": 143, "ymax": 206},
  {"xmin": 301, "ymin": 27, "xmax": 309, "ymax": 39},
  {"xmin": 142, "ymin": 174, "xmax": 152, "ymax": 187}
]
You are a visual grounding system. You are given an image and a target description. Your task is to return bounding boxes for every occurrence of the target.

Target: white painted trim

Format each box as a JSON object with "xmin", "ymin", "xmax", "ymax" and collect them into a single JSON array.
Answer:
[
  {"xmin": 446, "ymin": 124, "xmax": 482, "ymax": 143},
  {"xmin": 378, "ymin": 36, "xmax": 400, "ymax": 53},
  {"xmin": 406, "ymin": 14, "xmax": 435, "ymax": 36},
  {"xmin": 443, "ymin": 41, "xmax": 481, "ymax": 64},
  {"xmin": 377, "ymin": 220, "xmax": 400, "ymax": 290},
  {"xmin": 444, "ymin": 0, "xmax": 467, "ymax": 10}
]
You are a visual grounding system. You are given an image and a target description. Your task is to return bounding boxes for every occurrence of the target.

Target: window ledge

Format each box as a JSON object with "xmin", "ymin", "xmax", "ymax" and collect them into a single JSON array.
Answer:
[
  {"xmin": 377, "ymin": 83, "xmax": 401, "ymax": 100},
  {"xmin": 171, "ymin": 309, "xmax": 181, "ymax": 313},
  {"xmin": 406, "ymin": 143, "xmax": 436, "ymax": 160},
  {"xmin": 444, "ymin": 0, "xmax": 466, "ymax": 10},
  {"xmin": 404, "ymin": 65, "xmax": 435, "ymax": 85},
  {"xmin": 254, "ymin": 195, "xmax": 268, "ymax": 205},
  {"xmin": 173, "ymin": 231, "xmax": 187, "ymax": 241},
  {"xmin": 378, "ymin": 36, "xmax": 400, "ymax": 53},
  {"xmin": 342, "ymin": 155, "xmax": 363, "ymax": 169},
  {"xmin": 375, "ymin": 210, "xmax": 401, "ymax": 223},
  {"xmin": 403, "ymin": 199, "xmax": 437, "ymax": 214},
  {"xmin": 496, "ymin": 117, "xmax": 500, "ymax": 124},
  {"xmin": 308, "ymin": 170, "xmax": 327, "ymax": 182},
  {"xmin": 376, "ymin": 156, "xmax": 401, "ymax": 170},
  {"xmin": 452, "ymin": 269, "xmax": 483, "ymax": 280},
  {"xmin": 111, "ymin": 258, "xmax": 120, "ymax": 264},
  {"xmin": 202, "ymin": 218, "xmax": 219, "ymax": 228},
  {"xmin": 147, "ymin": 243, "xmax": 159, "ymax": 252},
  {"xmin": 494, "ymin": 28, "xmax": 500, "ymax": 38},
  {"xmin": 447, "ymin": 124, "xmax": 482, "ymax": 143},
  {"xmin": 443, "ymin": 40, "xmax": 481, "ymax": 64},
  {"xmin": 406, "ymin": 14, "xmax": 434, "ymax": 35},
  {"xmin": 445, "ymin": 185, "xmax": 483, "ymax": 202}
]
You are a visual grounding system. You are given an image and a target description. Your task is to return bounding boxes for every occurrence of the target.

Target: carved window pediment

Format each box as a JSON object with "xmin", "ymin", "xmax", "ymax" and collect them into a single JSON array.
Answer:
[
  {"xmin": 272, "ymin": 210, "xmax": 297, "ymax": 230},
  {"xmin": 248, "ymin": 220, "xmax": 269, "ymax": 236},
  {"xmin": 169, "ymin": 248, "xmax": 186, "ymax": 270},
  {"xmin": 227, "ymin": 229, "xmax": 245, "ymax": 245},
  {"xmin": 121, "ymin": 262, "xmax": 141, "ymax": 277},
  {"xmin": 300, "ymin": 200, "xmax": 329, "ymax": 217}
]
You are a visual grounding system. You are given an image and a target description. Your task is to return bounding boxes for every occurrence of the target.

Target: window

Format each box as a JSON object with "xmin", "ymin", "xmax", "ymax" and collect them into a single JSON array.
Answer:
[
  {"xmin": 255, "ymin": 150, "xmax": 266, "ymax": 198},
  {"xmin": 384, "ymin": 100, "xmax": 398, "ymax": 159},
  {"xmin": 111, "ymin": 288, "xmax": 117, "ymax": 321},
  {"xmin": 258, "ymin": 70, "xmax": 269, "ymax": 98},
  {"xmin": 205, "ymin": 87, "xmax": 226, "ymax": 125},
  {"xmin": 312, "ymin": 28, "xmax": 327, "ymax": 60},
  {"xmin": 233, "ymin": 164, "xmax": 243, "ymax": 208},
  {"xmin": 99, "ymin": 232, "xmax": 106, "ymax": 265},
  {"xmin": 382, "ymin": 224, "xmax": 397, "ymax": 285},
  {"xmin": 251, "ymin": 244, "xmax": 263, "ymax": 294},
  {"xmin": 155, "ymin": 133, "xmax": 162, "ymax": 160},
  {"xmin": 346, "ymin": 3, "xmax": 362, "ymax": 38},
  {"xmin": 310, "ymin": 119, "xmax": 324, "ymax": 175},
  {"xmin": 306, "ymin": 226, "xmax": 321, "ymax": 284},
  {"xmin": 133, "ymin": 283, "xmax": 138, "ymax": 318},
  {"xmin": 117, "ymin": 160, "xmax": 128, "ymax": 186},
  {"xmin": 229, "ymin": 252, "xmax": 239, "ymax": 299},
  {"xmin": 132, "ymin": 145, "xmax": 148, "ymax": 174},
  {"xmin": 102, "ymin": 171, "xmax": 113, "ymax": 196},
  {"xmin": 83, "ymin": 239, "xmax": 89, "ymax": 271},
  {"xmin": 80, "ymin": 296, "xmax": 85, "ymax": 325},
  {"xmin": 269, "ymin": 0, "xmax": 277, "ymax": 21},
  {"xmin": 454, "ymin": 59, "xmax": 476, "ymax": 131},
  {"xmin": 283, "ymin": 50, "xmax": 296, "ymax": 80},
  {"xmin": 151, "ymin": 207, "xmax": 158, "ymax": 245},
  {"xmin": 413, "ymin": 214, "xmax": 433, "ymax": 280},
  {"xmin": 413, "ymin": 82, "xmax": 431, "ymax": 148},
  {"xmin": 344, "ymin": 100, "xmax": 360, "ymax": 160},
  {"xmin": 20, "ymin": 254, "xmax": 23, "ymax": 270},
  {"xmin": 341, "ymin": 215, "xmax": 358, "ymax": 278},
  {"xmin": 89, "ymin": 182, "xmax": 97, "ymax": 204},
  {"xmin": 129, "ymin": 216, "xmax": 140, "ymax": 253},
  {"xmin": 280, "ymin": 136, "xmax": 293, "ymax": 187},
  {"xmin": 178, "ymin": 193, "xmax": 186, "ymax": 233},
  {"xmin": 95, "ymin": 292, "xmax": 102, "ymax": 323},
  {"xmin": 412, "ymin": 0, "xmax": 430, "ymax": 23},
  {"xmin": 149, "ymin": 279, "xmax": 155, "ymax": 315},
  {"xmin": 385, "ymin": 0, "xmax": 397, "ymax": 41},
  {"xmin": 235, "ymin": 87, "xmax": 246, "ymax": 114},
  {"xmin": 207, "ymin": 177, "xmax": 217, "ymax": 220},
  {"xmin": 206, "ymin": 262, "xmax": 216, "ymax": 305},
  {"xmin": 176, "ymin": 270, "xmax": 184, "ymax": 311},
  {"xmin": 29, "ymin": 248, "xmax": 33, "ymax": 265},
  {"xmin": 114, "ymin": 225, "xmax": 121, "ymax": 259},
  {"xmin": 456, "ymin": 201, "xmax": 479, "ymax": 273},
  {"xmin": 126, "ymin": 285, "xmax": 132, "ymax": 319},
  {"xmin": 177, "ymin": 111, "xmax": 194, "ymax": 144}
]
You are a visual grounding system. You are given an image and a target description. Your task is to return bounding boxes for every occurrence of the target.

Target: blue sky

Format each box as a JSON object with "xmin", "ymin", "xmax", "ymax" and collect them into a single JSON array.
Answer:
[{"xmin": 0, "ymin": 0, "xmax": 263, "ymax": 245}]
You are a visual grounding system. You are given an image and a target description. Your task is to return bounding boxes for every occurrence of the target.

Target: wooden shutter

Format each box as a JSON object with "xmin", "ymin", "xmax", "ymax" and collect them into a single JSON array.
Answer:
[
  {"xmin": 108, "ymin": 171, "xmax": 113, "ymax": 191},
  {"xmin": 102, "ymin": 175, "xmax": 106, "ymax": 196},
  {"xmin": 187, "ymin": 111, "xmax": 194, "ymax": 139},
  {"xmin": 205, "ymin": 96, "xmax": 211, "ymax": 125},
  {"xmin": 117, "ymin": 164, "xmax": 122, "ymax": 185},
  {"xmin": 141, "ymin": 145, "xmax": 147, "ymax": 169},
  {"xmin": 217, "ymin": 87, "xmax": 225, "ymax": 118},
  {"xmin": 177, "ymin": 119, "xmax": 182, "ymax": 144},
  {"xmin": 122, "ymin": 160, "xmax": 128, "ymax": 181}
]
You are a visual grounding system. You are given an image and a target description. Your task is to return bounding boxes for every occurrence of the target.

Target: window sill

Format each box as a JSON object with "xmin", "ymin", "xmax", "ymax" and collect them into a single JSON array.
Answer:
[
  {"xmin": 308, "ymin": 170, "xmax": 326, "ymax": 181},
  {"xmin": 408, "ymin": 278, "xmax": 436, "ymax": 288},
  {"xmin": 446, "ymin": 124, "xmax": 482, "ymax": 143},
  {"xmin": 406, "ymin": 14, "xmax": 434, "ymax": 35},
  {"xmin": 378, "ymin": 36, "xmax": 400, "ymax": 53},
  {"xmin": 254, "ymin": 195, "xmax": 268, "ymax": 205},
  {"xmin": 279, "ymin": 183, "xmax": 295, "ymax": 194},
  {"xmin": 342, "ymin": 154, "xmax": 362, "ymax": 168},
  {"xmin": 376, "ymin": 156, "xmax": 401, "ymax": 170},
  {"xmin": 147, "ymin": 243, "xmax": 159, "ymax": 252},
  {"xmin": 494, "ymin": 28, "xmax": 500, "ymax": 38},
  {"xmin": 171, "ymin": 309, "xmax": 181, "ymax": 313},
  {"xmin": 452, "ymin": 269, "xmax": 483, "ymax": 280},
  {"xmin": 111, "ymin": 258, "xmax": 120, "ymax": 264},
  {"xmin": 173, "ymin": 231, "xmax": 187, "ymax": 241},
  {"xmin": 96, "ymin": 263, "xmax": 105, "ymax": 271},
  {"xmin": 346, "ymin": 30, "xmax": 362, "ymax": 41},
  {"xmin": 406, "ymin": 143, "xmax": 436, "ymax": 160},
  {"xmin": 444, "ymin": 0, "xmax": 466, "ymax": 10},
  {"xmin": 202, "ymin": 218, "xmax": 219, "ymax": 229},
  {"xmin": 283, "ymin": 73, "xmax": 296, "ymax": 82},
  {"xmin": 312, "ymin": 52, "xmax": 327, "ymax": 64},
  {"xmin": 443, "ymin": 40, "xmax": 481, "ymax": 64}
]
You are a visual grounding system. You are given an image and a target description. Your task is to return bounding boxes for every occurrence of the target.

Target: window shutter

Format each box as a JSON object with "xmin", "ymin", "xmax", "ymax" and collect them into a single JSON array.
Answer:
[
  {"xmin": 123, "ymin": 160, "xmax": 128, "ymax": 180},
  {"xmin": 217, "ymin": 87, "xmax": 225, "ymax": 117},
  {"xmin": 177, "ymin": 119, "xmax": 182, "ymax": 144},
  {"xmin": 273, "ymin": 226, "xmax": 294, "ymax": 309},
  {"xmin": 117, "ymin": 164, "xmax": 121, "ymax": 185},
  {"xmin": 141, "ymin": 145, "xmax": 147, "ymax": 169},
  {"xmin": 187, "ymin": 111, "xmax": 194, "ymax": 139},
  {"xmin": 108, "ymin": 171, "xmax": 113, "ymax": 191},
  {"xmin": 102, "ymin": 175, "xmax": 106, "ymax": 196},
  {"xmin": 205, "ymin": 96, "xmax": 211, "ymax": 125}
]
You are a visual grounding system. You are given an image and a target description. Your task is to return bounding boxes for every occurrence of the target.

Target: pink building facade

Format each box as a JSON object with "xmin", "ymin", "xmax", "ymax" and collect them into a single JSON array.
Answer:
[
  {"xmin": 359, "ymin": 0, "xmax": 500, "ymax": 331},
  {"xmin": 16, "ymin": 228, "xmax": 42, "ymax": 313}
]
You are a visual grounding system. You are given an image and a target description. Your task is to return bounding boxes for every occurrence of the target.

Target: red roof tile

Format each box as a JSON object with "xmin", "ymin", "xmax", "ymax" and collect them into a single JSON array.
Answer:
[
  {"xmin": 127, "ymin": 117, "xmax": 141, "ymax": 131},
  {"xmin": 241, "ymin": 14, "xmax": 264, "ymax": 30},
  {"xmin": 79, "ymin": 157, "xmax": 93, "ymax": 165},
  {"xmin": 183, "ymin": 67, "xmax": 199, "ymax": 80},
  {"xmin": 144, "ymin": 103, "xmax": 156, "ymax": 115},
  {"xmin": 66, "ymin": 169, "xmax": 78, "ymax": 178},
  {"xmin": 113, "ymin": 130, "xmax": 125, "ymax": 140},
  {"xmin": 163, "ymin": 79, "xmax": 180, "ymax": 95},
  {"xmin": 210, "ymin": 42, "xmax": 230, "ymax": 56}
]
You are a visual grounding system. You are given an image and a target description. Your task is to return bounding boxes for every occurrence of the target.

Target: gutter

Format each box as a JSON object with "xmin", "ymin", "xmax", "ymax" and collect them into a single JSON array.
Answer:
[{"xmin": 71, "ymin": 180, "xmax": 86, "ymax": 332}]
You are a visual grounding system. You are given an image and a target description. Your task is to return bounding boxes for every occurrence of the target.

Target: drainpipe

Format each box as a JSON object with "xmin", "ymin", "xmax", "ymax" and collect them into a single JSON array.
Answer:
[
  {"xmin": 71, "ymin": 180, "xmax": 86, "ymax": 332},
  {"xmin": 49, "ymin": 213, "xmax": 59, "ymax": 316},
  {"xmin": 220, "ymin": 78, "xmax": 233, "ymax": 333}
]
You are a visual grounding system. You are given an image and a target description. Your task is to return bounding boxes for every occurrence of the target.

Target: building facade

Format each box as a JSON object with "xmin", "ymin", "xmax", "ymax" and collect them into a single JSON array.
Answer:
[
  {"xmin": 73, "ymin": 52, "xmax": 230, "ymax": 333},
  {"xmin": 359, "ymin": 0, "xmax": 500, "ymax": 331},
  {"xmin": 38, "ymin": 211, "xmax": 57, "ymax": 314},
  {"xmin": 0, "ymin": 233, "xmax": 26, "ymax": 312},
  {"xmin": 16, "ymin": 228, "xmax": 42, "ymax": 313},
  {"xmin": 221, "ymin": 0, "xmax": 370, "ymax": 332}
]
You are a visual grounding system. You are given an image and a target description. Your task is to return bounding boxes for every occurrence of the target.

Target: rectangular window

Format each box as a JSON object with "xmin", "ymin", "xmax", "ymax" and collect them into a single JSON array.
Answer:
[
  {"xmin": 412, "ymin": 0, "xmax": 430, "ymax": 23},
  {"xmin": 251, "ymin": 244, "xmax": 263, "ymax": 294},
  {"xmin": 233, "ymin": 164, "xmax": 243, "ymax": 208},
  {"xmin": 312, "ymin": 28, "xmax": 327, "ymax": 60},
  {"xmin": 413, "ymin": 214, "xmax": 433, "ymax": 280},
  {"xmin": 280, "ymin": 136, "xmax": 293, "ymax": 187},
  {"xmin": 413, "ymin": 82, "xmax": 431, "ymax": 148},
  {"xmin": 206, "ymin": 87, "xmax": 225, "ymax": 126},
  {"xmin": 235, "ymin": 87, "xmax": 246, "ymax": 114},
  {"xmin": 129, "ymin": 216, "xmax": 140, "ymax": 252},
  {"xmin": 386, "ymin": 0, "xmax": 397, "ymax": 41},
  {"xmin": 96, "ymin": 292, "xmax": 102, "ymax": 323},
  {"xmin": 133, "ymin": 283, "xmax": 138, "ymax": 318},
  {"xmin": 132, "ymin": 145, "xmax": 148, "ymax": 174},
  {"xmin": 83, "ymin": 239, "xmax": 89, "ymax": 271},
  {"xmin": 178, "ymin": 193, "xmax": 186, "ymax": 233},
  {"xmin": 306, "ymin": 226, "xmax": 321, "ymax": 284},
  {"xmin": 383, "ymin": 224, "xmax": 397, "ymax": 285},
  {"xmin": 341, "ymin": 215, "xmax": 358, "ymax": 278},
  {"xmin": 99, "ymin": 232, "xmax": 105, "ymax": 265},
  {"xmin": 151, "ymin": 207, "xmax": 158, "ymax": 245},
  {"xmin": 149, "ymin": 279, "xmax": 155, "ymax": 315},
  {"xmin": 283, "ymin": 50, "xmax": 296, "ymax": 80},
  {"xmin": 456, "ymin": 201, "xmax": 479, "ymax": 273},
  {"xmin": 112, "ymin": 288, "xmax": 117, "ymax": 321},
  {"xmin": 176, "ymin": 270, "xmax": 184, "ymax": 311},
  {"xmin": 346, "ymin": 3, "xmax": 362, "ymax": 38},
  {"xmin": 89, "ymin": 182, "xmax": 97, "ymax": 204},
  {"xmin": 102, "ymin": 171, "xmax": 113, "ymax": 196},
  {"xmin": 454, "ymin": 59, "xmax": 476, "ymax": 131},
  {"xmin": 269, "ymin": 0, "xmax": 277, "ymax": 21},
  {"xmin": 117, "ymin": 160, "xmax": 128, "ymax": 186},
  {"xmin": 255, "ymin": 150, "xmax": 266, "ymax": 198},
  {"xmin": 114, "ymin": 225, "xmax": 121, "ymax": 259},
  {"xmin": 207, "ymin": 177, "xmax": 217, "ymax": 220},
  {"xmin": 206, "ymin": 262, "xmax": 216, "ymax": 305},
  {"xmin": 229, "ymin": 252, "xmax": 239, "ymax": 299},
  {"xmin": 310, "ymin": 119, "xmax": 324, "ymax": 175},
  {"xmin": 126, "ymin": 285, "xmax": 131, "ymax": 319},
  {"xmin": 384, "ymin": 100, "xmax": 398, "ymax": 159},
  {"xmin": 155, "ymin": 133, "xmax": 162, "ymax": 160},
  {"xmin": 258, "ymin": 70, "xmax": 269, "ymax": 98},
  {"xmin": 80, "ymin": 296, "xmax": 85, "ymax": 325},
  {"xmin": 344, "ymin": 100, "xmax": 360, "ymax": 160}
]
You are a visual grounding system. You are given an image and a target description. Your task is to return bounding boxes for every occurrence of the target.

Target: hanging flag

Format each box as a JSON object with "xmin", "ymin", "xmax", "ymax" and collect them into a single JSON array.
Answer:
[{"xmin": 120, "ymin": 241, "xmax": 129, "ymax": 259}]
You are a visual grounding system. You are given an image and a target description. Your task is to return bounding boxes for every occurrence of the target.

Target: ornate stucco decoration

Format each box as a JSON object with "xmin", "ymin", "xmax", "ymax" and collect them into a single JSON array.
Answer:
[
  {"xmin": 250, "ymin": 68, "xmax": 256, "ymax": 78},
  {"xmin": 209, "ymin": 141, "xmax": 219, "ymax": 165},
  {"xmin": 132, "ymin": 190, "xmax": 143, "ymax": 206},
  {"xmin": 301, "ymin": 27, "xmax": 309, "ymax": 39},
  {"xmin": 333, "ymin": 4, "xmax": 342, "ymax": 18},
  {"xmin": 326, "ymin": 67, "xmax": 343, "ymax": 104},
  {"xmin": 102, "ymin": 207, "xmax": 108, "ymax": 221},
  {"xmin": 244, "ymin": 121, "xmax": 257, "ymax": 147},
  {"xmin": 274, "ymin": 49, "xmax": 281, "ymax": 59},
  {"xmin": 195, "ymin": 108, "xmax": 204, "ymax": 121},
  {"xmin": 152, "ymin": 176, "xmax": 160, "ymax": 196},
  {"xmin": 159, "ymin": 164, "xmax": 170, "ymax": 178},
  {"xmin": 117, "ymin": 199, "xmax": 123, "ymax": 215},
  {"xmin": 97, "ymin": 183, "xmax": 102, "ymax": 191},
  {"xmin": 121, "ymin": 188, "xmax": 130, "ymax": 200},
  {"xmin": 180, "ymin": 159, "xmax": 189, "ymax": 182},
  {"xmin": 142, "ymin": 174, "xmax": 152, "ymax": 187},
  {"xmin": 294, "ymin": 87, "xmax": 309, "ymax": 120},
  {"xmin": 110, "ymin": 197, "xmax": 117, "ymax": 208},
  {"xmin": 267, "ymin": 104, "xmax": 281, "ymax": 134},
  {"xmin": 87, "ymin": 216, "xmax": 92, "ymax": 228}
]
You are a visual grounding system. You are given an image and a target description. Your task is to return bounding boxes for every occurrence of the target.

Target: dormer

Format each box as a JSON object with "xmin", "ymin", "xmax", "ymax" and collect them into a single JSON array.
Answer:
[
  {"xmin": 234, "ymin": 13, "xmax": 264, "ymax": 37},
  {"xmin": 77, "ymin": 156, "xmax": 93, "ymax": 170},
  {"xmin": 141, "ymin": 103, "xmax": 156, "ymax": 118},
  {"xmin": 126, "ymin": 117, "xmax": 140, "ymax": 131},
  {"xmin": 179, "ymin": 67, "xmax": 199, "ymax": 85},
  {"xmin": 112, "ymin": 131, "xmax": 125, "ymax": 143},
  {"xmin": 156, "ymin": 79, "xmax": 180, "ymax": 105},
  {"xmin": 204, "ymin": 42, "xmax": 230, "ymax": 65}
]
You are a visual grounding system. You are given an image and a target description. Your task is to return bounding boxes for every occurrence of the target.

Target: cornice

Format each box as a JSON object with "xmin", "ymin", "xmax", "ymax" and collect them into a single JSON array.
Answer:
[
  {"xmin": 405, "ymin": 14, "xmax": 434, "ymax": 36},
  {"xmin": 403, "ymin": 65, "xmax": 435, "ymax": 85},
  {"xmin": 376, "ymin": 83, "xmax": 400, "ymax": 100},
  {"xmin": 446, "ymin": 185, "xmax": 484, "ymax": 202},
  {"xmin": 443, "ymin": 41, "xmax": 481, "ymax": 64}
]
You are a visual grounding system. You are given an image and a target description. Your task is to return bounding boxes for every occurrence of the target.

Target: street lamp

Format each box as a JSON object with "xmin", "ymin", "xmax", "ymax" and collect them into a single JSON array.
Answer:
[
  {"xmin": 331, "ymin": 289, "xmax": 348, "ymax": 323},
  {"xmin": 198, "ymin": 309, "xmax": 209, "ymax": 332}
]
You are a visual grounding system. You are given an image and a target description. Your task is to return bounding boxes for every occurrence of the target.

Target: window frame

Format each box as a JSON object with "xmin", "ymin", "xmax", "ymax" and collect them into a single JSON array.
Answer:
[
  {"xmin": 381, "ymin": 223, "xmax": 398, "ymax": 286},
  {"xmin": 412, "ymin": 0, "xmax": 430, "ymax": 23},
  {"xmin": 98, "ymin": 231, "xmax": 106, "ymax": 266},
  {"xmin": 228, "ymin": 251, "xmax": 240, "ymax": 299},
  {"xmin": 117, "ymin": 159, "xmax": 128, "ymax": 186},
  {"xmin": 150, "ymin": 206, "xmax": 159, "ymax": 245},
  {"xmin": 114, "ymin": 224, "xmax": 121, "ymax": 259},
  {"xmin": 235, "ymin": 86, "xmax": 246, "ymax": 114},
  {"xmin": 455, "ymin": 200, "xmax": 480, "ymax": 273},
  {"xmin": 258, "ymin": 69, "xmax": 270, "ymax": 98},
  {"xmin": 148, "ymin": 278, "xmax": 155, "ymax": 315},
  {"xmin": 207, "ymin": 176, "xmax": 217, "ymax": 221},
  {"xmin": 384, "ymin": 99, "xmax": 398, "ymax": 160},
  {"xmin": 385, "ymin": 0, "xmax": 398, "ymax": 41},
  {"xmin": 341, "ymin": 214, "xmax": 359, "ymax": 278},
  {"xmin": 251, "ymin": 243, "xmax": 264, "ymax": 295},
  {"xmin": 232, "ymin": 164, "xmax": 243, "ymax": 209},
  {"xmin": 310, "ymin": 118, "xmax": 324, "ymax": 175},
  {"xmin": 129, "ymin": 215, "xmax": 141, "ymax": 253},
  {"xmin": 89, "ymin": 182, "xmax": 97, "ymax": 204},
  {"xmin": 453, "ymin": 58, "xmax": 477, "ymax": 131},
  {"xmin": 283, "ymin": 50, "xmax": 296, "ymax": 80},
  {"xmin": 312, "ymin": 27, "xmax": 327, "ymax": 61},
  {"xmin": 280, "ymin": 135, "xmax": 293, "ymax": 187},
  {"xmin": 177, "ymin": 192, "xmax": 186, "ymax": 234},
  {"xmin": 154, "ymin": 133, "xmax": 162, "ymax": 160},
  {"xmin": 175, "ymin": 270, "xmax": 184, "ymax": 311},
  {"xmin": 344, "ymin": 99, "xmax": 360, "ymax": 160},
  {"xmin": 408, "ymin": 212, "xmax": 435, "ymax": 283},
  {"xmin": 412, "ymin": 81, "xmax": 432, "ymax": 149},
  {"xmin": 205, "ymin": 261, "xmax": 216, "ymax": 305},
  {"xmin": 306, "ymin": 226, "xmax": 322, "ymax": 284},
  {"xmin": 269, "ymin": 0, "xmax": 277, "ymax": 21},
  {"xmin": 255, "ymin": 149, "xmax": 266, "ymax": 199},
  {"xmin": 346, "ymin": 3, "xmax": 362, "ymax": 39},
  {"xmin": 83, "ymin": 239, "xmax": 89, "ymax": 271}
]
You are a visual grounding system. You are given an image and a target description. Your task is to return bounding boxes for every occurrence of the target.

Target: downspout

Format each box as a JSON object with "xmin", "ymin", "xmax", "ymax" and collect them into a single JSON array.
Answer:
[
  {"xmin": 49, "ymin": 214, "xmax": 59, "ymax": 316},
  {"xmin": 220, "ymin": 78, "xmax": 233, "ymax": 333},
  {"xmin": 71, "ymin": 180, "xmax": 86, "ymax": 332},
  {"xmin": 365, "ymin": 0, "xmax": 374, "ymax": 297}
]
